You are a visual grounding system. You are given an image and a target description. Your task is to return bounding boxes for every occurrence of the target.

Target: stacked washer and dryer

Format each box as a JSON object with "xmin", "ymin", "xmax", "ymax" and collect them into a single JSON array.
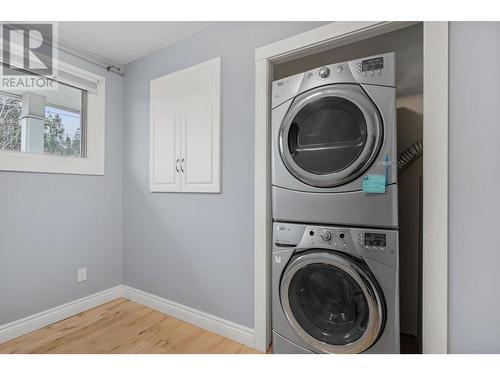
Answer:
[{"xmin": 271, "ymin": 53, "xmax": 399, "ymax": 354}]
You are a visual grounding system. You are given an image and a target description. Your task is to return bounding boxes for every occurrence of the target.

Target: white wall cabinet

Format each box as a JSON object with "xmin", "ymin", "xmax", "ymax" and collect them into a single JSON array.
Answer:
[{"xmin": 150, "ymin": 57, "xmax": 221, "ymax": 193}]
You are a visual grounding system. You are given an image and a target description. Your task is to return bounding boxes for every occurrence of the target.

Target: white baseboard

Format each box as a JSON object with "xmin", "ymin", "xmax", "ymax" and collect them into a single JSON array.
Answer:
[
  {"xmin": 0, "ymin": 286, "xmax": 122, "ymax": 345},
  {"xmin": 0, "ymin": 285, "xmax": 256, "ymax": 350},
  {"xmin": 121, "ymin": 285, "xmax": 255, "ymax": 349}
]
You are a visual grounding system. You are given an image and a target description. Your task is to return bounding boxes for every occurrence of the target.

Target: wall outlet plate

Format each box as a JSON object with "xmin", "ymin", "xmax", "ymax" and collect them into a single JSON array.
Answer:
[{"xmin": 77, "ymin": 267, "xmax": 87, "ymax": 282}]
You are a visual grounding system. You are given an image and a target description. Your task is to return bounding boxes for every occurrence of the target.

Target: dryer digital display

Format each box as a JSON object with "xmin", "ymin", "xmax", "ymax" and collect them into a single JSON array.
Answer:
[
  {"xmin": 364, "ymin": 233, "xmax": 386, "ymax": 247},
  {"xmin": 362, "ymin": 57, "xmax": 384, "ymax": 72}
]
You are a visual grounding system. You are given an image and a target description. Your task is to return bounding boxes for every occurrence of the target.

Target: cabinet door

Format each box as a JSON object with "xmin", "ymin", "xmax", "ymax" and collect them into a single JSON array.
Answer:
[
  {"xmin": 181, "ymin": 57, "xmax": 221, "ymax": 193},
  {"xmin": 150, "ymin": 74, "xmax": 182, "ymax": 192}
]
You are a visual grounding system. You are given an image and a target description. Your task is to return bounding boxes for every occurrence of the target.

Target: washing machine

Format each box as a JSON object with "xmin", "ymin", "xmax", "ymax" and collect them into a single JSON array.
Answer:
[
  {"xmin": 272, "ymin": 52, "xmax": 397, "ymax": 228},
  {"xmin": 272, "ymin": 222, "xmax": 399, "ymax": 354}
]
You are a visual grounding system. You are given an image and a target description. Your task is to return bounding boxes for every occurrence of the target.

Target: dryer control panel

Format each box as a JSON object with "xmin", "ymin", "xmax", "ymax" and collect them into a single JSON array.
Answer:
[
  {"xmin": 271, "ymin": 52, "xmax": 396, "ymax": 108},
  {"xmin": 273, "ymin": 222, "xmax": 398, "ymax": 269}
]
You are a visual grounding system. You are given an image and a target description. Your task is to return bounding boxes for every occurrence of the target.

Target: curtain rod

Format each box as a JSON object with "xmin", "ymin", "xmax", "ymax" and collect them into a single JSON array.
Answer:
[
  {"xmin": 1, "ymin": 23, "xmax": 125, "ymax": 76},
  {"xmin": 56, "ymin": 40, "xmax": 125, "ymax": 76}
]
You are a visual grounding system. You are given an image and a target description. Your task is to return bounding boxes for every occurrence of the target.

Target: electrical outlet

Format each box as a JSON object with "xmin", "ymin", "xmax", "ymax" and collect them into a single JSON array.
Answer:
[{"xmin": 77, "ymin": 267, "xmax": 87, "ymax": 282}]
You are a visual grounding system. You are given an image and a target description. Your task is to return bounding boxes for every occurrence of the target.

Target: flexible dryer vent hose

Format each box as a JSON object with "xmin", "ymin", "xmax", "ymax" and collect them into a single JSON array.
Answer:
[{"xmin": 397, "ymin": 139, "xmax": 423, "ymax": 175}]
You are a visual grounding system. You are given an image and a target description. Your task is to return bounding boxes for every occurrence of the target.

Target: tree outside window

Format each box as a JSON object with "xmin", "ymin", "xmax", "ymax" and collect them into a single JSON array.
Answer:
[{"xmin": 0, "ymin": 95, "xmax": 82, "ymax": 157}]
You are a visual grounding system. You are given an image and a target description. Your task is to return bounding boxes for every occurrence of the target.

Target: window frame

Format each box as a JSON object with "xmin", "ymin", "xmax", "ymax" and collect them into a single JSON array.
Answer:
[
  {"xmin": 44, "ymin": 86, "xmax": 88, "ymax": 158},
  {"xmin": 0, "ymin": 59, "xmax": 105, "ymax": 176}
]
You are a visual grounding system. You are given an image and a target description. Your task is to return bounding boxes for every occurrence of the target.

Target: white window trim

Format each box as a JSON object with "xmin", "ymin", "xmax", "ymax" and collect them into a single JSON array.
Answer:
[{"xmin": 0, "ymin": 57, "xmax": 105, "ymax": 176}]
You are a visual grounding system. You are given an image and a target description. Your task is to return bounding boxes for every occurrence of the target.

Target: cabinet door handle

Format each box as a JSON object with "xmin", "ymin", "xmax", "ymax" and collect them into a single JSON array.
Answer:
[
  {"xmin": 180, "ymin": 158, "xmax": 185, "ymax": 173},
  {"xmin": 175, "ymin": 158, "xmax": 180, "ymax": 173}
]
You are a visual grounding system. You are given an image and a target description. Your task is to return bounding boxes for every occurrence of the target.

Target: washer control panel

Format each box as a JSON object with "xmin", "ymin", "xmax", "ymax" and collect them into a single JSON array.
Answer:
[
  {"xmin": 273, "ymin": 222, "xmax": 398, "ymax": 268},
  {"xmin": 357, "ymin": 232, "xmax": 388, "ymax": 254},
  {"xmin": 301, "ymin": 227, "xmax": 348, "ymax": 251}
]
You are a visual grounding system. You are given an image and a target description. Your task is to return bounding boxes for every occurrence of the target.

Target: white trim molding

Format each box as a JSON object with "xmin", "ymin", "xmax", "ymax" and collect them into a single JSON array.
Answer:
[
  {"xmin": 422, "ymin": 21, "xmax": 449, "ymax": 354},
  {"xmin": 122, "ymin": 286, "xmax": 255, "ymax": 349},
  {"xmin": 253, "ymin": 57, "xmax": 272, "ymax": 353},
  {"xmin": 254, "ymin": 21, "xmax": 449, "ymax": 353},
  {"xmin": 0, "ymin": 286, "xmax": 122, "ymax": 345},
  {"xmin": 255, "ymin": 21, "xmax": 418, "ymax": 63},
  {"xmin": 0, "ymin": 285, "xmax": 255, "ymax": 350}
]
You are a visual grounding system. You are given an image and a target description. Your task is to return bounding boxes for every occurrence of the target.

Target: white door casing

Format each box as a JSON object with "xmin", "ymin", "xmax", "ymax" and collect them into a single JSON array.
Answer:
[{"xmin": 422, "ymin": 21, "xmax": 449, "ymax": 354}]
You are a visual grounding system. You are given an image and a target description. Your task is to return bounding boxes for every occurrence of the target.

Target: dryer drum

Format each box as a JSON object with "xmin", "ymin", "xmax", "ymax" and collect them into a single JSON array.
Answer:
[{"xmin": 279, "ymin": 84, "xmax": 383, "ymax": 188}]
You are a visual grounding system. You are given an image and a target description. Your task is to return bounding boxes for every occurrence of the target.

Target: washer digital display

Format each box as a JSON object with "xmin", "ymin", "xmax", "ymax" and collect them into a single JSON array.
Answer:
[
  {"xmin": 364, "ymin": 233, "xmax": 386, "ymax": 247},
  {"xmin": 362, "ymin": 57, "xmax": 384, "ymax": 72}
]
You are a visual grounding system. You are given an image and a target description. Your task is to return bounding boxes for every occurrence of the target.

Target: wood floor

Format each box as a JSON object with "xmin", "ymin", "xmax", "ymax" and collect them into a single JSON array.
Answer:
[{"xmin": 0, "ymin": 298, "xmax": 260, "ymax": 354}]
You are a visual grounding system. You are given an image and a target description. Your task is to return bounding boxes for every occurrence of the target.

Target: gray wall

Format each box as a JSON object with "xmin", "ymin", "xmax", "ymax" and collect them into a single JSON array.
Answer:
[
  {"xmin": 122, "ymin": 22, "xmax": 324, "ymax": 328},
  {"xmin": 0, "ymin": 53, "xmax": 123, "ymax": 325},
  {"xmin": 448, "ymin": 22, "xmax": 500, "ymax": 353}
]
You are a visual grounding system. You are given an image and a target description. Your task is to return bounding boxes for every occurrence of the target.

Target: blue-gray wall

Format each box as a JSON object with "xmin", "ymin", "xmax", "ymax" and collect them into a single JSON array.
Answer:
[
  {"xmin": 0, "ymin": 52, "xmax": 123, "ymax": 325},
  {"xmin": 448, "ymin": 21, "xmax": 500, "ymax": 353},
  {"xmin": 122, "ymin": 22, "xmax": 325, "ymax": 328}
]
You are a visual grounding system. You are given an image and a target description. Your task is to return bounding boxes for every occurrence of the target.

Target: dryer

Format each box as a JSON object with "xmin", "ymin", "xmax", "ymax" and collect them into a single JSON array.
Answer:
[
  {"xmin": 271, "ymin": 52, "xmax": 397, "ymax": 228},
  {"xmin": 272, "ymin": 222, "xmax": 399, "ymax": 354}
]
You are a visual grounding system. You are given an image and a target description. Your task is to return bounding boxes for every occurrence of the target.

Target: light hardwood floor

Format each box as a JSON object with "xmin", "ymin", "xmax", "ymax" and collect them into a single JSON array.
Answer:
[{"xmin": 0, "ymin": 298, "xmax": 261, "ymax": 354}]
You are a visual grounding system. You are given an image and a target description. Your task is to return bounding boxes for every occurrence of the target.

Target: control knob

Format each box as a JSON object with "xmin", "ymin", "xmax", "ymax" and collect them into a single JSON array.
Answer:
[
  {"xmin": 318, "ymin": 67, "xmax": 330, "ymax": 78},
  {"xmin": 320, "ymin": 230, "xmax": 332, "ymax": 241}
]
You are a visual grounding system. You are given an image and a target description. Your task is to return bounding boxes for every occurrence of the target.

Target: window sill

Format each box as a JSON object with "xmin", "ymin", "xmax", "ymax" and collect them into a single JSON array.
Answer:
[{"xmin": 0, "ymin": 148, "xmax": 104, "ymax": 175}]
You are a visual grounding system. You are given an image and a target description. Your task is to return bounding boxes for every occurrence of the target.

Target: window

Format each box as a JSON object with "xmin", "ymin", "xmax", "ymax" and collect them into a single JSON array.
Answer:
[
  {"xmin": 0, "ymin": 93, "xmax": 22, "ymax": 151},
  {"xmin": 45, "ymin": 104, "xmax": 83, "ymax": 157},
  {"xmin": 0, "ymin": 60, "xmax": 105, "ymax": 175},
  {"xmin": 0, "ymin": 82, "xmax": 86, "ymax": 157}
]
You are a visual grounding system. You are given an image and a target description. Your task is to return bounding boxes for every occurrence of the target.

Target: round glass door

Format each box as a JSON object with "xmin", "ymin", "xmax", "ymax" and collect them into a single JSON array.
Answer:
[
  {"xmin": 280, "ymin": 251, "xmax": 384, "ymax": 354},
  {"xmin": 279, "ymin": 85, "xmax": 383, "ymax": 188}
]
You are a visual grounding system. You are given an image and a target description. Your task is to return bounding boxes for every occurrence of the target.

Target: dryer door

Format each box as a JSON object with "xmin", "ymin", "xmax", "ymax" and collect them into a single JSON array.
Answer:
[
  {"xmin": 279, "ymin": 84, "xmax": 383, "ymax": 188},
  {"xmin": 280, "ymin": 250, "xmax": 385, "ymax": 354}
]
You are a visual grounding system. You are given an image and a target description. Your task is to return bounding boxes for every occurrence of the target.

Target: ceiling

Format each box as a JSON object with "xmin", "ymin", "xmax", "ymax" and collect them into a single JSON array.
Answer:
[{"xmin": 58, "ymin": 22, "xmax": 215, "ymax": 66}]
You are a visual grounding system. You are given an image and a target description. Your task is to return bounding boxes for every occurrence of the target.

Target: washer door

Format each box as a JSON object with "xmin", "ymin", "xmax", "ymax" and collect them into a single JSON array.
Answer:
[
  {"xmin": 279, "ymin": 84, "xmax": 383, "ymax": 188},
  {"xmin": 280, "ymin": 251, "xmax": 385, "ymax": 354}
]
